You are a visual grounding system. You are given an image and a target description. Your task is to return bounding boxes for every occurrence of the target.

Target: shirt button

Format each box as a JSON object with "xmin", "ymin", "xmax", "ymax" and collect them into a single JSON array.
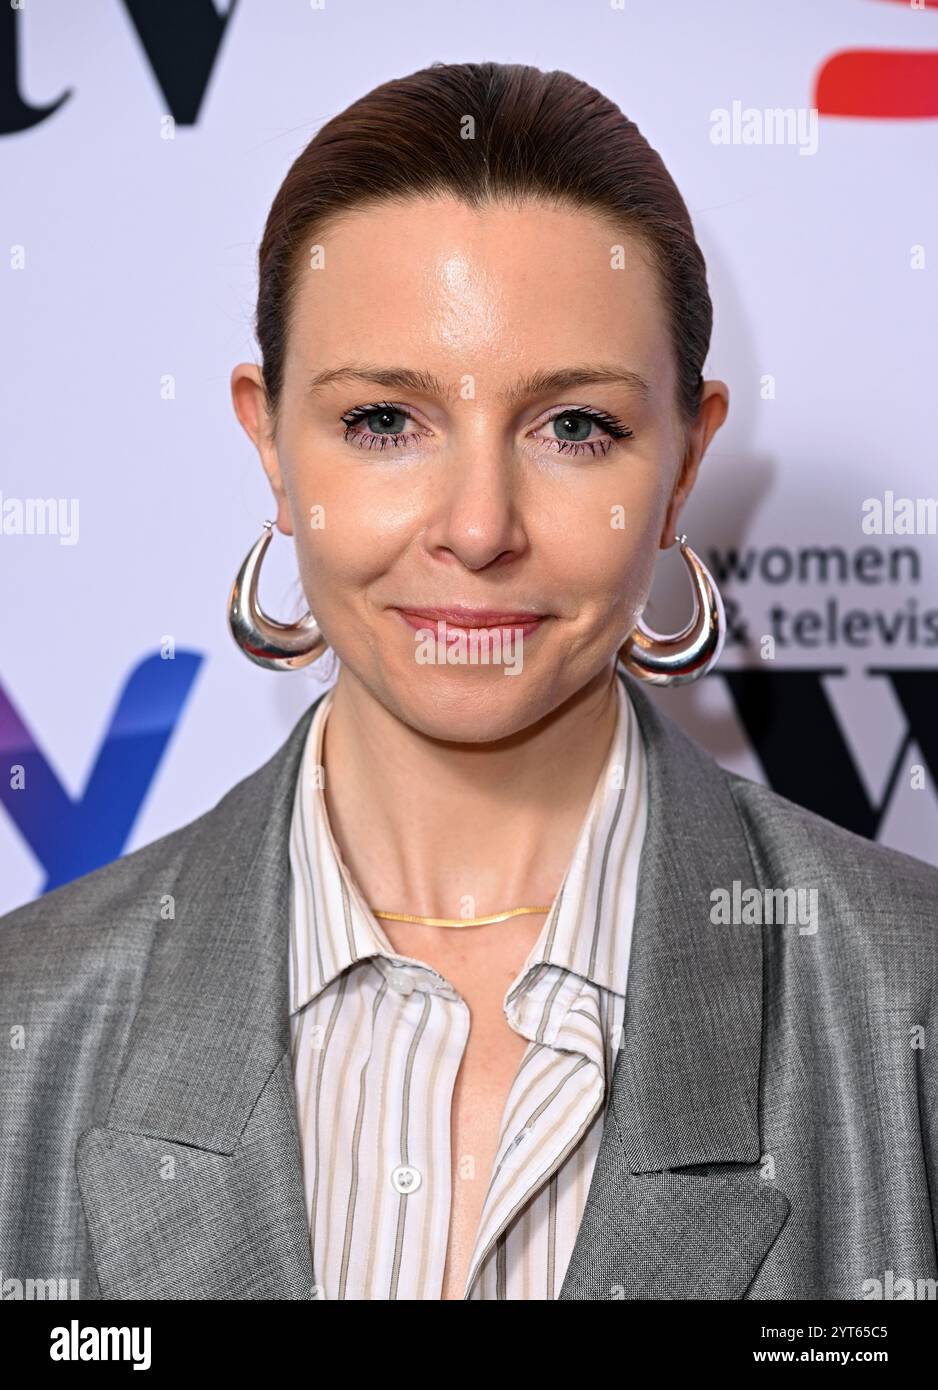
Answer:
[
  {"xmin": 391, "ymin": 1164, "xmax": 422, "ymax": 1194},
  {"xmin": 388, "ymin": 968, "xmax": 416, "ymax": 995}
]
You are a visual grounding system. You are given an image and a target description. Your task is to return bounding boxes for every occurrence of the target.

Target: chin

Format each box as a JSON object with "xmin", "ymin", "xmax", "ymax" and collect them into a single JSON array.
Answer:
[{"xmin": 387, "ymin": 671, "xmax": 549, "ymax": 744}]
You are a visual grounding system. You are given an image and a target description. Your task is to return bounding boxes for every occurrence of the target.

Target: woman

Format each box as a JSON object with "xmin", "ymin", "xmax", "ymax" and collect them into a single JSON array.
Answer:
[{"xmin": 1, "ymin": 61, "xmax": 936, "ymax": 1303}]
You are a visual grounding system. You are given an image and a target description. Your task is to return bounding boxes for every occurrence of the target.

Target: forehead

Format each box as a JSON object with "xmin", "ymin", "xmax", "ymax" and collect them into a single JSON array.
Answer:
[{"xmin": 285, "ymin": 195, "xmax": 673, "ymax": 396}]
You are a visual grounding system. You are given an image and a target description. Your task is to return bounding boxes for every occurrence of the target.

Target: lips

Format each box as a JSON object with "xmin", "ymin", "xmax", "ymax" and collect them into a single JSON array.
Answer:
[
  {"xmin": 394, "ymin": 605, "xmax": 547, "ymax": 636},
  {"xmin": 397, "ymin": 606, "xmax": 545, "ymax": 625}
]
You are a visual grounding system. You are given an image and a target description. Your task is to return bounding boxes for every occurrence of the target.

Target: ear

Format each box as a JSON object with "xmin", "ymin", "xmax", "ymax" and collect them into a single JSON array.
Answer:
[
  {"xmin": 230, "ymin": 363, "xmax": 294, "ymax": 536},
  {"xmin": 659, "ymin": 380, "xmax": 729, "ymax": 548}
]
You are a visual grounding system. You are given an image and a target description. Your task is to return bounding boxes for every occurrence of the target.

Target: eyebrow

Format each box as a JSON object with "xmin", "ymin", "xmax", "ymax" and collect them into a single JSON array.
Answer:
[{"xmin": 304, "ymin": 363, "xmax": 652, "ymax": 405}]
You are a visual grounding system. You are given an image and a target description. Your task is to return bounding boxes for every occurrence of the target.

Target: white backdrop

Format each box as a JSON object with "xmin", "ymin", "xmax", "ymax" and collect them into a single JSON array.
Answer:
[{"xmin": 2, "ymin": 0, "xmax": 936, "ymax": 911}]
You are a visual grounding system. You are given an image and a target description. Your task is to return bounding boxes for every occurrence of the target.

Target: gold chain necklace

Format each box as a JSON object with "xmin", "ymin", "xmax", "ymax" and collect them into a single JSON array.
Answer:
[{"xmin": 369, "ymin": 905, "xmax": 551, "ymax": 928}]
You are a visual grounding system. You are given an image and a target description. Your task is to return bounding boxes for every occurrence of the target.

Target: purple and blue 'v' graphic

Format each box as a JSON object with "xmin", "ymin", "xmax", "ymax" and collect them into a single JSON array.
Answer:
[{"xmin": 0, "ymin": 652, "xmax": 202, "ymax": 893}]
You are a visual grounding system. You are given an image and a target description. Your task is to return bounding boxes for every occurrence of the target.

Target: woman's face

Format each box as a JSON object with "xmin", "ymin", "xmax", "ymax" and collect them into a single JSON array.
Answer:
[{"xmin": 233, "ymin": 195, "xmax": 727, "ymax": 741}]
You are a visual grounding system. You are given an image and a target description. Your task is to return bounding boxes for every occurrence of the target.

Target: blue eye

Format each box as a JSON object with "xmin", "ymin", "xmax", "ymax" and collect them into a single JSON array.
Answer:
[
  {"xmin": 341, "ymin": 402, "xmax": 421, "ymax": 449},
  {"xmin": 552, "ymin": 413, "xmax": 596, "ymax": 442},
  {"xmin": 533, "ymin": 408, "xmax": 634, "ymax": 457},
  {"xmin": 347, "ymin": 406, "xmax": 407, "ymax": 435}
]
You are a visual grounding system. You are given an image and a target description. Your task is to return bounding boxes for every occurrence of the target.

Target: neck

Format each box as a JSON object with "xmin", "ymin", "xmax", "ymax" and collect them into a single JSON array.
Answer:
[{"xmin": 320, "ymin": 665, "xmax": 621, "ymax": 923}]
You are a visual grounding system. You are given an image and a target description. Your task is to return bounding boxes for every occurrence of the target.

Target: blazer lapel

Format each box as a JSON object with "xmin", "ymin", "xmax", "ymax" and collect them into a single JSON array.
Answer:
[
  {"xmin": 559, "ymin": 672, "xmax": 791, "ymax": 1299},
  {"xmin": 76, "ymin": 694, "xmax": 328, "ymax": 1299}
]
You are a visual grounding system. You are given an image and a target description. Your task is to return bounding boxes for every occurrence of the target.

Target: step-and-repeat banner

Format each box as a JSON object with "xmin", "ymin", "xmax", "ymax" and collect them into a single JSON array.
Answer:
[{"xmin": 2, "ymin": 0, "xmax": 936, "ymax": 911}]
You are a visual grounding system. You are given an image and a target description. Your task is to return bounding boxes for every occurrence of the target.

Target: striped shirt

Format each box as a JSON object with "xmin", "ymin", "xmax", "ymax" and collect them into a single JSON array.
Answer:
[{"xmin": 287, "ymin": 672, "xmax": 648, "ymax": 1299}]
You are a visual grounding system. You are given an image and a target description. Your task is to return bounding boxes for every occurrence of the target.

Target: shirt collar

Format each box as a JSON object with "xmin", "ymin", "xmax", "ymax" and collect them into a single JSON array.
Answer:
[{"xmin": 288, "ymin": 670, "xmax": 647, "ymax": 1016}]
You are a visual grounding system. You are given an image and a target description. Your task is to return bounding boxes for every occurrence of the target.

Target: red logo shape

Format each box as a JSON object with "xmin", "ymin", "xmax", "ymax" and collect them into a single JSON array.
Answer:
[{"xmin": 815, "ymin": 1, "xmax": 938, "ymax": 117}]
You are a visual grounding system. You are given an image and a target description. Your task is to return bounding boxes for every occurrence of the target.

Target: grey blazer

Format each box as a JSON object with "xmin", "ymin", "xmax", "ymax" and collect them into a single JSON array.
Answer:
[{"xmin": 2, "ymin": 671, "xmax": 937, "ymax": 1300}]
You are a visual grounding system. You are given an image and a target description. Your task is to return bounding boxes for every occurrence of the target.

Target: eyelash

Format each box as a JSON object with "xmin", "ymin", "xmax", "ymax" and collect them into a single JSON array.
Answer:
[{"xmin": 339, "ymin": 401, "xmax": 634, "ymax": 457}]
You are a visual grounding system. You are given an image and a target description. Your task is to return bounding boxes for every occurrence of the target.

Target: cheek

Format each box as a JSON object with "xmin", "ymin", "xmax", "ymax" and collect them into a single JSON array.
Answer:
[
  {"xmin": 288, "ymin": 477, "xmax": 406, "ymax": 608},
  {"xmin": 285, "ymin": 429, "xmax": 425, "ymax": 534},
  {"xmin": 563, "ymin": 525, "xmax": 657, "ymax": 624},
  {"xmin": 551, "ymin": 458, "xmax": 668, "ymax": 599}
]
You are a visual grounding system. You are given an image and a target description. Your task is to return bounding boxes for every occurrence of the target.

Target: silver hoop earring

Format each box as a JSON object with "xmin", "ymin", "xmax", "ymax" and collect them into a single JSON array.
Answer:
[
  {"xmin": 228, "ymin": 520, "xmax": 328, "ymax": 671},
  {"xmin": 618, "ymin": 533, "xmax": 725, "ymax": 686}
]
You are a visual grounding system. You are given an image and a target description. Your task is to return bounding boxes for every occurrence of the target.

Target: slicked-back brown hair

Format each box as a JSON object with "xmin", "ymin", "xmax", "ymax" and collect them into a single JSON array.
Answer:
[{"xmin": 255, "ymin": 61, "xmax": 712, "ymax": 440}]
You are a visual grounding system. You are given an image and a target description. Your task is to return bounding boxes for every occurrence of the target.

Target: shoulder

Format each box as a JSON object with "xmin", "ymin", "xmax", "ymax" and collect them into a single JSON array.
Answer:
[
  {"xmin": 626, "ymin": 672, "xmax": 938, "ymax": 936},
  {"xmin": 724, "ymin": 768, "xmax": 938, "ymax": 948},
  {"xmin": 0, "ymin": 696, "xmax": 319, "ymax": 993},
  {"xmin": 0, "ymin": 813, "xmax": 202, "ymax": 1008},
  {"xmin": 0, "ymin": 814, "xmax": 208, "ymax": 1189}
]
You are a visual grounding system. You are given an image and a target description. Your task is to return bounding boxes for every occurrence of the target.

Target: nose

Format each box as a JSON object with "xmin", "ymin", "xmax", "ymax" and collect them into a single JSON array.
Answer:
[{"xmin": 420, "ymin": 428, "xmax": 529, "ymax": 571}]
